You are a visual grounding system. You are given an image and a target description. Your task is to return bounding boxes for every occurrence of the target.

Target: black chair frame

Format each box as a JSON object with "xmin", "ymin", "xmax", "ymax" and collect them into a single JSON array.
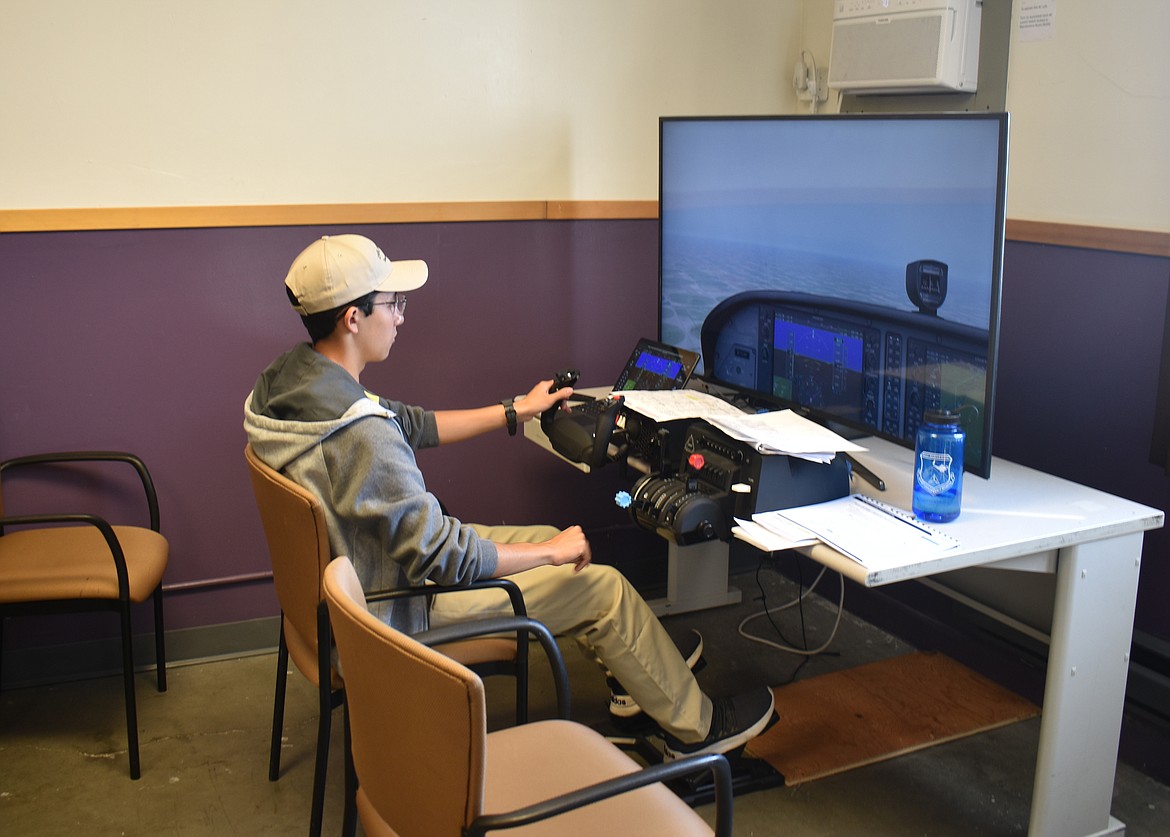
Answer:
[{"xmin": 0, "ymin": 451, "xmax": 167, "ymax": 781}]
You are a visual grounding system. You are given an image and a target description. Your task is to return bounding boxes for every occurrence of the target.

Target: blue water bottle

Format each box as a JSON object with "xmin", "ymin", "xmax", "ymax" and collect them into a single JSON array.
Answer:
[{"xmin": 913, "ymin": 408, "xmax": 965, "ymax": 523}]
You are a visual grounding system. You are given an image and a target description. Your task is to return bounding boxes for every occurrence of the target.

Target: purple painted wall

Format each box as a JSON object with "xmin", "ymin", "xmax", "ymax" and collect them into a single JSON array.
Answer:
[
  {"xmin": 994, "ymin": 242, "xmax": 1170, "ymax": 638},
  {"xmin": 0, "ymin": 221, "xmax": 661, "ymax": 647},
  {"xmin": 1, "ymin": 224, "xmax": 1168, "ymax": 656}
]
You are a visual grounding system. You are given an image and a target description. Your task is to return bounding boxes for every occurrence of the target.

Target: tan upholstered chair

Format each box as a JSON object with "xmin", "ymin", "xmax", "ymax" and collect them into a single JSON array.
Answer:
[
  {"xmin": 0, "ymin": 451, "xmax": 168, "ymax": 780},
  {"xmin": 244, "ymin": 444, "xmax": 528, "ymax": 837},
  {"xmin": 324, "ymin": 556, "xmax": 734, "ymax": 837}
]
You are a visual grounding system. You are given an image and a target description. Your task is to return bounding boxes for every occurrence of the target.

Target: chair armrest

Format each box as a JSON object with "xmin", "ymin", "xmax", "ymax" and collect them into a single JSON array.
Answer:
[
  {"xmin": 366, "ymin": 577, "xmax": 526, "ymax": 618},
  {"xmin": 0, "ymin": 513, "xmax": 131, "ymax": 599},
  {"xmin": 467, "ymin": 578, "xmax": 526, "ymax": 617},
  {"xmin": 414, "ymin": 616, "xmax": 569, "ymax": 719},
  {"xmin": 466, "ymin": 751, "xmax": 733, "ymax": 837},
  {"xmin": 0, "ymin": 451, "xmax": 161, "ymax": 532}
]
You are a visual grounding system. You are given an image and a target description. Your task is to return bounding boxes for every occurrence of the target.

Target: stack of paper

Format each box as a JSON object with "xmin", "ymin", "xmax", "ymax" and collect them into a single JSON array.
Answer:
[
  {"xmin": 765, "ymin": 494, "xmax": 961, "ymax": 571},
  {"xmin": 706, "ymin": 410, "xmax": 866, "ymax": 463},
  {"xmin": 618, "ymin": 390, "xmax": 866, "ymax": 463},
  {"xmin": 616, "ymin": 389, "xmax": 745, "ymax": 423},
  {"xmin": 732, "ymin": 513, "xmax": 819, "ymax": 553}
]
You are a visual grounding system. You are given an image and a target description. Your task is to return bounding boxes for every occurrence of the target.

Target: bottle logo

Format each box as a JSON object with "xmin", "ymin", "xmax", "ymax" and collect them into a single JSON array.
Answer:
[{"xmin": 916, "ymin": 450, "xmax": 956, "ymax": 495}]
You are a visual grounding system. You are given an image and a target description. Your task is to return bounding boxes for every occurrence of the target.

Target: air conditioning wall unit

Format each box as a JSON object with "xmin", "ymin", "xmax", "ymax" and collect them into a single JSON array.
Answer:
[{"xmin": 829, "ymin": 0, "xmax": 981, "ymax": 95}]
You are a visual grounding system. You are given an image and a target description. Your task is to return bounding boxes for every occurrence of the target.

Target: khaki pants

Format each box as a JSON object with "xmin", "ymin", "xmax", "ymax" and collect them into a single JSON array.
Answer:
[{"xmin": 429, "ymin": 523, "xmax": 712, "ymax": 743}]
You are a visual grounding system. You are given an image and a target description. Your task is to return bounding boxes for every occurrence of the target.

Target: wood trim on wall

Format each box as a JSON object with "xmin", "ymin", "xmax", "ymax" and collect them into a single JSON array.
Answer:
[
  {"xmin": 1, "ymin": 202, "xmax": 1165, "ymax": 258},
  {"xmin": 546, "ymin": 200, "xmax": 659, "ymax": 220},
  {"xmin": 0, "ymin": 201, "xmax": 550, "ymax": 233},
  {"xmin": 0, "ymin": 200, "xmax": 658, "ymax": 233},
  {"xmin": 1004, "ymin": 219, "xmax": 1170, "ymax": 259}
]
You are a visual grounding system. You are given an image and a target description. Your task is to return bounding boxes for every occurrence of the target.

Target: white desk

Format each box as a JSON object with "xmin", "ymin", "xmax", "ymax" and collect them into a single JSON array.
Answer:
[
  {"xmin": 530, "ymin": 404, "xmax": 1164, "ymax": 835},
  {"xmin": 832, "ymin": 438, "xmax": 1163, "ymax": 837}
]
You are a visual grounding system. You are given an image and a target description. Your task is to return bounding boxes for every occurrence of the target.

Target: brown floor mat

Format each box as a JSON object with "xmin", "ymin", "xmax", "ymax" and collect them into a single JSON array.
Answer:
[{"xmin": 745, "ymin": 652, "xmax": 1040, "ymax": 785}]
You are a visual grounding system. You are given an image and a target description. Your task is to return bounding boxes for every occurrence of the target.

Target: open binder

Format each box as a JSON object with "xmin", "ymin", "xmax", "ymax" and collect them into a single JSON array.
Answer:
[{"xmin": 758, "ymin": 494, "xmax": 960, "ymax": 572}]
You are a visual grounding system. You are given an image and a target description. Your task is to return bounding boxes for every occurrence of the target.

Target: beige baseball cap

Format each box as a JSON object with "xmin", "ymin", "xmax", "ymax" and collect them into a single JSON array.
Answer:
[{"xmin": 284, "ymin": 234, "xmax": 429, "ymax": 315}]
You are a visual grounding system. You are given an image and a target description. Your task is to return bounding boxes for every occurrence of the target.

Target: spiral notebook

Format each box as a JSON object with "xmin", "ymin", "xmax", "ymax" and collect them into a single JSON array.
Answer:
[{"xmin": 768, "ymin": 493, "xmax": 961, "ymax": 571}]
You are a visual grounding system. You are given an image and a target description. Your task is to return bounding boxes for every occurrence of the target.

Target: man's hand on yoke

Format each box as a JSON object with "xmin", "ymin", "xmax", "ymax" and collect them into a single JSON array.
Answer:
[{"xmin": 516, "ymin": 378, "xmax": 574, "ymax": 423}]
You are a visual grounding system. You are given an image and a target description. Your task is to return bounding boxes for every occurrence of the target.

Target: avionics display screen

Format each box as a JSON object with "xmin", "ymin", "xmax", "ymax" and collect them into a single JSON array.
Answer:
[
  {"xmin": 633, "ymin": 353, "xmax": 681, "ymax": 381},
  {"xmin": 659, "ymin": 113, "xmax": 1008, "ymax": 478},
  {"xmin": 612, "ymin": 338, "xmax": 701, "ymax": 392}
]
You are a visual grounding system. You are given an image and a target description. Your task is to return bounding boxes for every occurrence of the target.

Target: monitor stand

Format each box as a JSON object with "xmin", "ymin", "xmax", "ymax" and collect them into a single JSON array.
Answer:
[{"xmin": 646, "ymin": 539, "xmax": 742, "ymax": 617}]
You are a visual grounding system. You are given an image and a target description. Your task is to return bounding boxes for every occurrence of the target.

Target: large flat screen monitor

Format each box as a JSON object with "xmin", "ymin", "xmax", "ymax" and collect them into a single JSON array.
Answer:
[{"xmin": 659, "ymin": 113, "xmax": 1008, "ymax": 478}]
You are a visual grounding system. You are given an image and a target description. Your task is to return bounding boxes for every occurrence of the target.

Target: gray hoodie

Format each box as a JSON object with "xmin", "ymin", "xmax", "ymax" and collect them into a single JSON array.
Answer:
[{"xmin": 243, "ymin": 342, "xmax": 499, "ymax": 632}]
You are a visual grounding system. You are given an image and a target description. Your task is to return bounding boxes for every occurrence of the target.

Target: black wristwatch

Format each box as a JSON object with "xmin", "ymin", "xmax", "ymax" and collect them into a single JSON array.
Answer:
[{"xmin": 501, "ymin": 397, "xmax": 517, "ymax": 436}]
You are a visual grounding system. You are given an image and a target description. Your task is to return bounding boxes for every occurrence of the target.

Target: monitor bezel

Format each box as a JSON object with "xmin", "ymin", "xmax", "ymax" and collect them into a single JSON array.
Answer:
[{"xmin": 657, "ymin": 111, "xmax": 1009, "ymax": 479}]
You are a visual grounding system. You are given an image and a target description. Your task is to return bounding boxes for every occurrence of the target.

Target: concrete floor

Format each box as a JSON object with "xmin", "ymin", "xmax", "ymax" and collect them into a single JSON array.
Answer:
[{"xmin": 3, "ymin": 567, "xmax": 1169, "ymax": 836}]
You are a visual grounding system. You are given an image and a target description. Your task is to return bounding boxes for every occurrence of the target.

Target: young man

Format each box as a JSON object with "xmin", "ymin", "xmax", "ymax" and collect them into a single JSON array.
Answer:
[{"xmin": 243, "ymin": 233, "xmax": 775, "ymax": 759}]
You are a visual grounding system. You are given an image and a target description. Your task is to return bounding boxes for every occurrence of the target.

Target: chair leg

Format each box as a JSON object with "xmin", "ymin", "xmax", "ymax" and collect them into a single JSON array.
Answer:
[
  {"xmin": 516, "ymin": 636, "xmax": 529, "ymax": 726},
  {"xmin": 342, "ymin": 702, "xmax": 357, "ymax": 837},
  {"xmin": 153, "ymin": 587, "xmax": 167, "ymax": 693},
  {"xmin": 119, "ymin": 601, "xmax": 142, "ymax": 780},
  {"xmin": 269, "ymin": 618, "xmax": 289, "ymax": 782},
  {"xmin": 310, "ymin": 603, "xmax": 333, "ymax": 837},
  {"xmin": 309, "ymin": 679, "xmax": 332, "ymax": 837}
]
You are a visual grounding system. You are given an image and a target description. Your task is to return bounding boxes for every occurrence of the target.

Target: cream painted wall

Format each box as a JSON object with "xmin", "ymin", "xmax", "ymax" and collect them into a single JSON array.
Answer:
[
  {"xmin": 1004, "ymin": 0, "xmax": 1170, "ymax": 232},
  {"xmin": 6, "ymin": 1, "xmax": 1164, "ymax": 232},
  {"xmin": 0, "ymin": 0, "xmax": 803, "ymax": 209},
  {"xmin": 799, "ymin": 0, "xmax": 1170, "ymax": 234}
]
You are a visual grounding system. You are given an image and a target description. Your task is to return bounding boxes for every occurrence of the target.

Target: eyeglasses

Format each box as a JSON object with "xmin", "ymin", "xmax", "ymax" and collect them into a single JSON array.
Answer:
[{"xmin": 372, "ymin": 295, "xmax": 408, "ymax": 314}]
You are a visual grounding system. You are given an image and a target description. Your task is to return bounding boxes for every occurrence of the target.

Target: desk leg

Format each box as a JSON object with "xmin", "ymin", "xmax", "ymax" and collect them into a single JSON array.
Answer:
[
  {"xmin": 647, "ymin": 540, "xmax": 742, "ymax": 617},
  {"xmin": 1028, "ymin": 532, "xmax": 1143, "ymax": 837}
]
